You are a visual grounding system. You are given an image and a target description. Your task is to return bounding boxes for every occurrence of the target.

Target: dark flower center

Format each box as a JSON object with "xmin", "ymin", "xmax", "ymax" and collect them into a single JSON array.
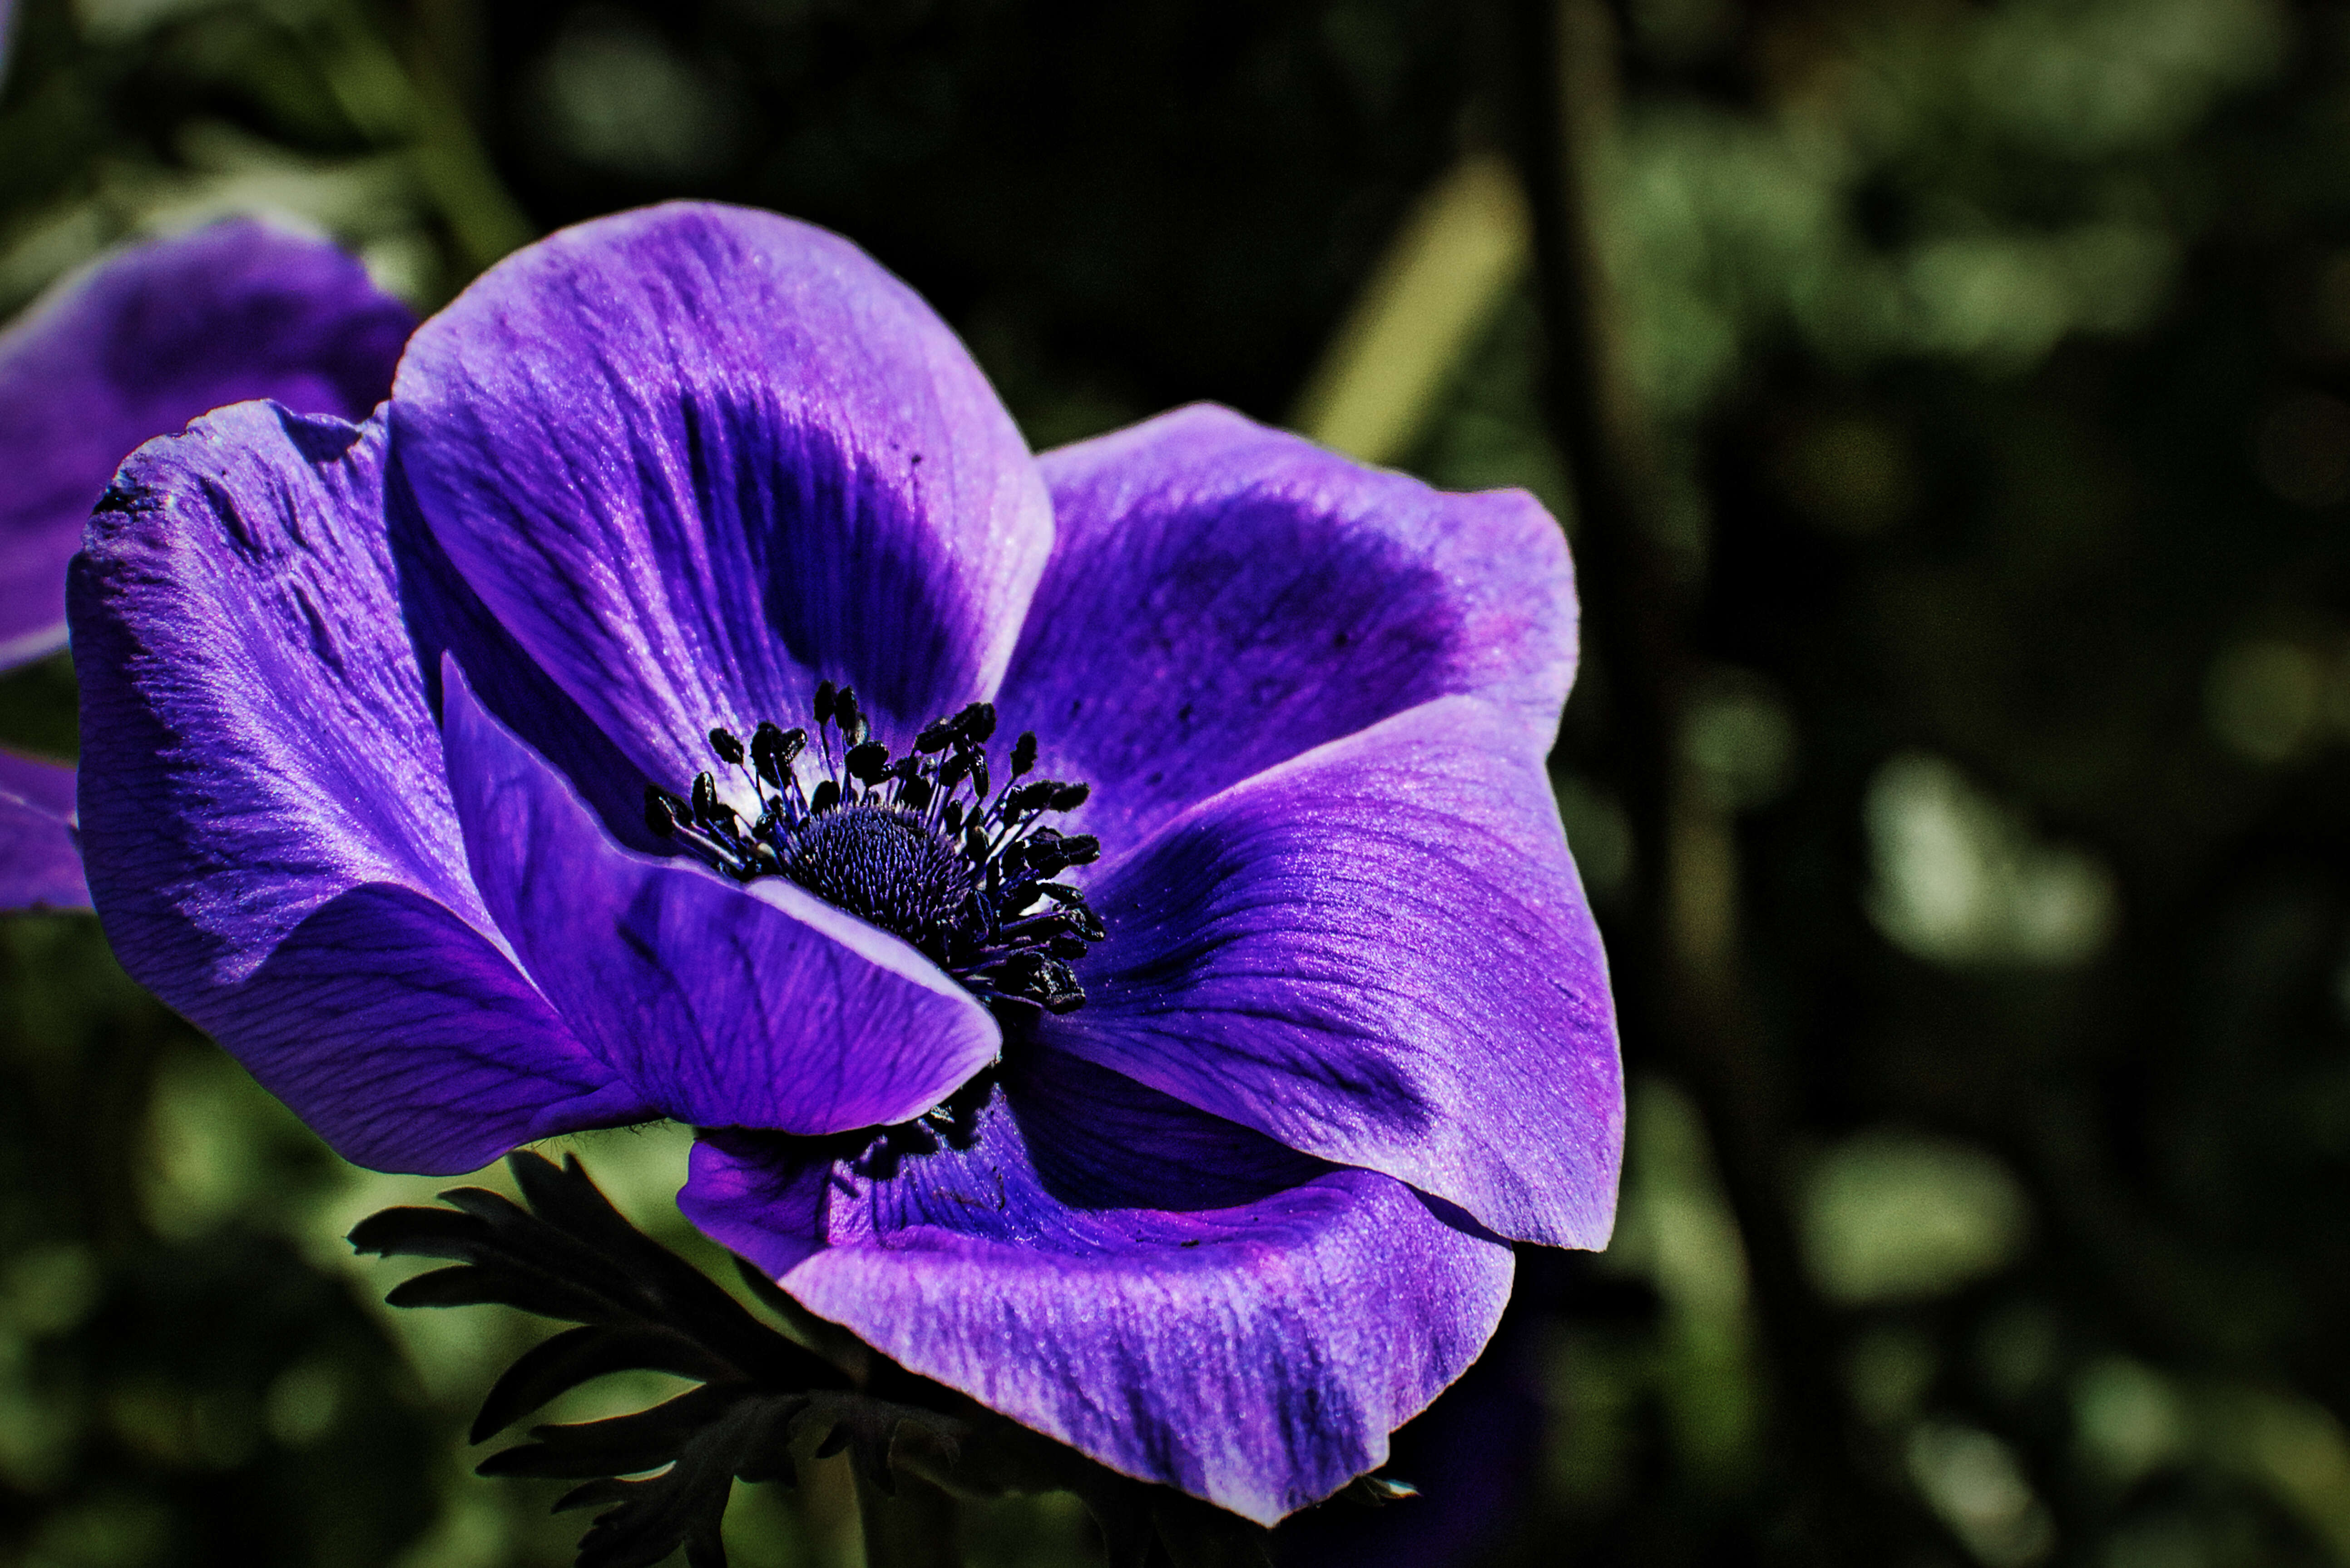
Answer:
[
  {"xmin": 644, "ymin": 680, "xmax": 1102, "ymax": 1017},
  {"xmin": 785, "ymin": 802, "xmax": 974, "ymax": 936}
]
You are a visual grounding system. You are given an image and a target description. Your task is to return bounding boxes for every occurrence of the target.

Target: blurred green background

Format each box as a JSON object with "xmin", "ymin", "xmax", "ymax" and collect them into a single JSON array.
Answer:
[{"xmin": 4, "ymin": 0, "xmax": 2347, "ymax": 1563}]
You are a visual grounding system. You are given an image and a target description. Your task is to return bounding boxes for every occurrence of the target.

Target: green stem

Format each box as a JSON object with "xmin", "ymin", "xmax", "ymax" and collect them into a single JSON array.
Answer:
[{"xmin": 853, "ymin": 1465, "xmax": 962, "ymax": 1568}]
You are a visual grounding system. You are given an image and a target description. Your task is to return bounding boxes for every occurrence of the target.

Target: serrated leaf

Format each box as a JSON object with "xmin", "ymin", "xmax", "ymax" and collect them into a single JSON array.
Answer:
[
  {"xmin": 481, "ymin": 1385, "xmax": 747, "ymax": 1479},
  {"xmin": 473, "ymin": 1324, "xmax": 737, "ymax": 1443},
  {"xmin": 384, "ymin": 1260, "xmax": 618, "ymax": 1322},
  {"xmin": 574, "ymin": 1393, "xmax": 804, "ymax": 1568},
  {"xmin": 346, "ymin": 1203, "xmax": 495, "ymax": 1260},
  {"xmin": 356, "ymin": 1151, "xmax": 1273, "ymax": 1568}
]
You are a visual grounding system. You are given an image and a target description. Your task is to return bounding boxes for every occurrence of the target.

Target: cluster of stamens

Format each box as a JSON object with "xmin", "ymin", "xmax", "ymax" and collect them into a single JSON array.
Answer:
[{"xmin": 645, "ymin": 680, "xmax": 1102, "ymax": 1017}]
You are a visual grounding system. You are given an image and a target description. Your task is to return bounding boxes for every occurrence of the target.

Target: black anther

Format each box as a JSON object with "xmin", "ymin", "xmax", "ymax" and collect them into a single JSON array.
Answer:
[
  {"xmin": 952, "ymin": 702, "xmax": 997, "ymax": 742},
  {"xmin": 709, "ymin": 727, "xmax": 745, "ymax": 765},
  {"xmin": 752, "ymin": 722, "xmax": 805, "ymax": 786}
]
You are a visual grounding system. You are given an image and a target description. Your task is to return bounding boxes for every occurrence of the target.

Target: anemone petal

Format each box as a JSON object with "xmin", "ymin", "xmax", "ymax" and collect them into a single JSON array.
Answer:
[
  {"xmin": 995, "ymin": 405, "xmax": 1575, "ymax": 866},
  {"xmin": 391, "ymin": 201, "xmax": 1052, "ymax": 795},
  {"xmin": 69, "ymin": 402, "xmax": 638, "ymax": 1173},
  {"xmin": 440, "ymin": 661, "xmax": 1003, "ymax": 1136},
  {"xmin": 0, "ymin": 751, "xmax": 86, "ymax": 911},
  {"xmin": 680, "ymin": 1047, "xmax": 1514, "ymax": 1525},
  {"xmin": 1, "ymin": 219, "xmax": 412, "ymax": 667},
  {"xmin": 1041, "ymin": 693, "xmax": 1623, "ymax": 1251}
]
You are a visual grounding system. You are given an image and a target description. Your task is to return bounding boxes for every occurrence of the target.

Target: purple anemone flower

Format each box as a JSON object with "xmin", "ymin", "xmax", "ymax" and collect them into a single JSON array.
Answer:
[
  {"xmin": 69, "ymin": 202, "xmax": 1621, "ymax": 1523},
  {"xmin": 0, "ymin": 218, "xmax": 415, "ymax": 910}
]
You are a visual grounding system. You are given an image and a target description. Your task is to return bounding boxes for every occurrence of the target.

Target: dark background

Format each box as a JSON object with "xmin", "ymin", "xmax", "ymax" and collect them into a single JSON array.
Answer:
[{"xmin": 4, "ymin": 0, "xmax": 2347, "ymax": 1564}]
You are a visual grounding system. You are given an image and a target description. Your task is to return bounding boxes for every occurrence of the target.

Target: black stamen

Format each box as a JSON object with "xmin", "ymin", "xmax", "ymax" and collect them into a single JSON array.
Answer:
[
  {"xmin": 652, "ymin": 682, "xmax": 1102, "ymax": 1020},
  {"xmin": 752, "ymin": 722, "xmax": 804, "ymax": 787}
]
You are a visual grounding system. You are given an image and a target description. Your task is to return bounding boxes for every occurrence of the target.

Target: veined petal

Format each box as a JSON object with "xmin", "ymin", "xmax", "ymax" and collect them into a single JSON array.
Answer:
[
  {"xmin": 388, "ymin": 466, "xmax": 670, "ymax": 856},
  {"xmin": 1043, "ymin": 694, "xmax": 1623, "ymax": 1251},
  {"xmin": 210, "ymin": 883, "xmax": 653, "ymax": 1172},
  {"xmin": 391, "ymin": 201, "xmax": 1052, "ymax": 797},
  {"xmin": 69, "ymin": 402, "xmax": 639, "ymax": 1172},
  {"xmin": 996, "ymin": 405, "xmax": 1575, "ymax": 864},
  {"xmin": 0, "ymin": 750, "xmax": 87, "ymax": 911},
  {"xmin": 440, "ymin": 662, "xmax": 1002, "ymax": 1135},
  {"xmin": 0, "ymin": 219, "xmax": 412, "ymax": 668},
  {"xmin": 680, "ymin": 1048, "xmax": 1514, "ymax": 1524}
]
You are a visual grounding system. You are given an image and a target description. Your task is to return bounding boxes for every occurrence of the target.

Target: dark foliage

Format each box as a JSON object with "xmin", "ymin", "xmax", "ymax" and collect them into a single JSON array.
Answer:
[{"xmin": 353, "ymin": 1153, "xmax": 1281, "ymax": 1568}]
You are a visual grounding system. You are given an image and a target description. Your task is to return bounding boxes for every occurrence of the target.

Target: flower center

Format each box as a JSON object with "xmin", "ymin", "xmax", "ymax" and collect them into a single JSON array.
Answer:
[{"xmin": 644, "ymin": 680, "xmax": 1101, "ymax": 1017}]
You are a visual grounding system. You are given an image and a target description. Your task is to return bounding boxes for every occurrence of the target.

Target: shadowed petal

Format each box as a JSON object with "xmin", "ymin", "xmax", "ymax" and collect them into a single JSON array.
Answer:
[
  {"xmin": 213, "ymin": 883, "xmax": 653, "ymax": 1172},
  {"xmin": 995, "ymin": 405, "xmax": 1575, "ymax": 864},
  {"xmin": 389, "ymin": 465, "xmax": 669, "ymax": 856},
  {"xmin": 441, "ymin": 663, "xmax": 1002, "ymax": 1135},
  {"xmin": 0, "ymin": 219, "xmax": 413, "ymax": 667},
  {"xmin": 0, "ymin": 751, "xmax": 87, "ymax": 911},
  {"xmin": 1042, "ymin": 694, "xmax": 1622, "ymax": 1251},
  {"xmin": 681, "ymin": 1047, "xmax": 1514, "ymax": 1524},
  {"xmin": 69, "ymin": 402, "xmax": 641, "ymax": 1172},
  {"xmin": 391, "ymin": 201, "xmax": 1052, "ymax": 797}
]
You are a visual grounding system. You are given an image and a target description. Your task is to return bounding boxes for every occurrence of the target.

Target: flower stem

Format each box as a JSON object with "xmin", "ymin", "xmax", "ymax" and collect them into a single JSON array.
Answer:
[{"xmin": 853, "ymin": 1466, "xmax": 962, "ymax": 1568}]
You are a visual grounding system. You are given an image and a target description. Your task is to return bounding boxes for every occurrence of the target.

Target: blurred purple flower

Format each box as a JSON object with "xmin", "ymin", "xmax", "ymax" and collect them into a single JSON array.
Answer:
[
  {"xmin": 68, "ymin": 202, "xmax": 1621, "ymax": 1522},
  {"xmin": 0, "ymin": 218, "xmax": 415, "ymax": 910}
]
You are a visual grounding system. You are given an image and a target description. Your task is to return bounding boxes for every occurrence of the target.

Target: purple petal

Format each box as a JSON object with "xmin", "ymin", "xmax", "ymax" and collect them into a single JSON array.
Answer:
[
  {"xmin": 995, "ymin": 405, "xmax": 1576, "ymax": 864},
  {"xmin": 213, "ymin": 883, "xmax": 652, "ymax": 1172},
  {"xmin": 0, "ymin": 750, "xmax": 87, "ymax": 911},
  {"xmin": 69, "ymin": 401, "xmax": 642, "ymax": 1172},
  {"xmin": 0, "ymin": 220, "xmax": 413, "ymax": 668},
  {"xmin": 440, "ymin": 662, "xmax": 1002, "ymax": 1135},
  {"xmin": 1043, "ymin": 695, "xmax": 1622, "ymax": 1251},
  {"xmin": 391, "ymin": 201, "xmax": 1052, "ymax": 799},
  {"xmin": 388, "ymin": 470, "xmax": 669, "ymax": 856},
  {"xmin": 681, "ymin": 1048, "xmax": 1514, "ymax": 1523}
]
